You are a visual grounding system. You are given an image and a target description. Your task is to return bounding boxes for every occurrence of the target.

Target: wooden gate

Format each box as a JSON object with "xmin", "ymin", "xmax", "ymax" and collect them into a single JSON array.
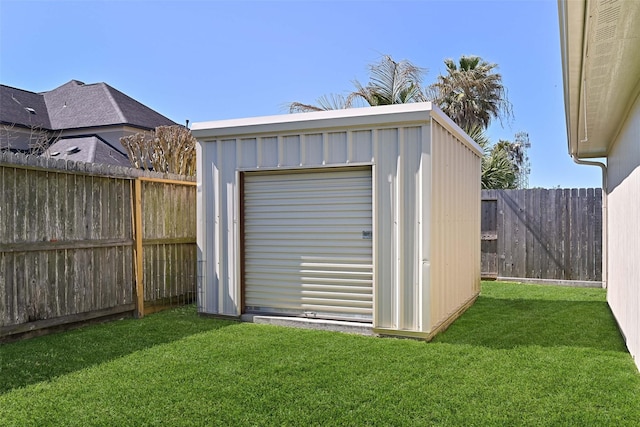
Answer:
[{"xmin": 481, "ymin": 198, "xmax": 498, "ymax": 279}]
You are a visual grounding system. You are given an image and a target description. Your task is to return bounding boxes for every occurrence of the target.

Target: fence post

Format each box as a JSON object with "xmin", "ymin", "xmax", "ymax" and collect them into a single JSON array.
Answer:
[{"xmin": 133, "ymin": 178, "xmax": 144, "ymax": 318}]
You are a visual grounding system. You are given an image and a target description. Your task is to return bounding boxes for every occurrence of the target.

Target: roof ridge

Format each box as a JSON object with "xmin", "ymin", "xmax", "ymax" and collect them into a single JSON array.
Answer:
[
  {"xmin": 1, "ymin": 84, "xmax": 39, "ymax": 94},
  {"xmin": 5, "ymin": 80, "xmax": 176, "ymax": 131},
  {"xmin": 100, "ymin": 83, "xmax": 127, "ymax": 124}
]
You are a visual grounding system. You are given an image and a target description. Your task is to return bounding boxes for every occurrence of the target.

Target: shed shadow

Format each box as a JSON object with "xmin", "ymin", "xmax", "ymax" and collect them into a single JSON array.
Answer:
[{"xmin": 433, "ymin": 295, "xmax": 628, "ymax": 352}]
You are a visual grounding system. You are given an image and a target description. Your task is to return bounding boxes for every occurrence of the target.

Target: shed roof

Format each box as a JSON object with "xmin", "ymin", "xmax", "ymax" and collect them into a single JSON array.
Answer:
[{"xmin": 192, "ymin": 102, "xmax": 482, "ymax": 156}]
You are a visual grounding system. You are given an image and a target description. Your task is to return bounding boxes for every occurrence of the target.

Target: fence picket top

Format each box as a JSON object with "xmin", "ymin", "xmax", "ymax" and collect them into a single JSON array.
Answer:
[{"xmin": 1, "ymin": 152, "xmax": 194, "ymax": 182}]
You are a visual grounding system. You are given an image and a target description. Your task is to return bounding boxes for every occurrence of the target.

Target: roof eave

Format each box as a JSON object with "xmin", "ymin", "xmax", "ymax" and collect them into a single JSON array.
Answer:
[
  {"xmin": 560, "ymin": 0, "xmax": 640, "ymax": 158},
  {"xmin": 558, "ymin": 0, "xmax": 587, "ymax": 157}
]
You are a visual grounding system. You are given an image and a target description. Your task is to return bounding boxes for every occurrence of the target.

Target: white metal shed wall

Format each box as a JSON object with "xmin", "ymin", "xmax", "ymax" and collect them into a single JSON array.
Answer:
[
  {"xmin": 372, "ymin": 126, "xmax": 430, "ymax": 332},
  {"xmin": 372, "ymin": 118, "xmax": 482, "ymax": 337},
  {"xmin": 196, "ymin": 124, "xmax": 430, "ymax": 322},
  {"xmin": 194, "ymin": 103, "xmax": 481, "ymax": 337},
  {"xmin": 430, "ymin": 119, "xmax": 482, "ymax": 332}
]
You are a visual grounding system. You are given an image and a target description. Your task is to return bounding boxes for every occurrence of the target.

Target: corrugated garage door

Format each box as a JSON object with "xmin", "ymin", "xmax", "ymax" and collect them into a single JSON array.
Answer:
[{"xmin": 243, "ymin": 168, "xmax": 373, "ymax": 321}]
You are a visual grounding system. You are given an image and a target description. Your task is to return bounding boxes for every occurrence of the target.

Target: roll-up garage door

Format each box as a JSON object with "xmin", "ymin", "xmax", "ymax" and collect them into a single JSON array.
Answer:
[{"xmin": 243, "ymin": 168, "xmax": 373, "ymax": 321}]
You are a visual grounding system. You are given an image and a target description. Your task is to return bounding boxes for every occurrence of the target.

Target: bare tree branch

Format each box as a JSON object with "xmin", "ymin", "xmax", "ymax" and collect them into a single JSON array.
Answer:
[{"xmin": 120, "ymin": 125, "xmax": 196, "ymax": 176}]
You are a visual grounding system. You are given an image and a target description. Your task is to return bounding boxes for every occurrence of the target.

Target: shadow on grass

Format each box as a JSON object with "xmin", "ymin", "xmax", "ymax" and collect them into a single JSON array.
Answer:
[
  {"xmin": 0, "ymin": 305, "xmax": 236, "ymax": 394},
  {"xmin": 434, "ymin": 295, "xmax": 628, "ymax": 352}
]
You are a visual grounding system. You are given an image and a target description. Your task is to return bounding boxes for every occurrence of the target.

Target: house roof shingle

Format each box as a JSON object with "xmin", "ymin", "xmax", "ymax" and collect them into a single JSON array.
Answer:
[
  {"xmin": 1, "ymin": 80, "xmax": 176, "ymax": 131},
  {"xmin": 0, "ymin": 84, "xmax": 52, "ymax": 129},
  {"xmin": 43, "ymin": 136, "xmax": 132, "ymax": 167}
]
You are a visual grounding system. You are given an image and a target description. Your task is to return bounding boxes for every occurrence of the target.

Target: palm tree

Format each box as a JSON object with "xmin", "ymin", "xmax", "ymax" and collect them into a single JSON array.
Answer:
[
  {"xmin": 288, "ymin": 55, "xmax": 426, "ymax": 113},
  {"xmin": 428, "ymin": 55, "xmax": 512, "ymax": 131},
  {"xmin": 482, "ymin": 145, "xmax": 518, "ymax": 189},
  {"xmin": 287, "ymin": 54, "xmax": 522, "ymax": 189},
  {"xmin": 348, "ymin": 55, "xmax": 426, "ymax": 106},
  {"xmin": 466, "ymin": 126, "xmax": 518, "ymax": 189}
]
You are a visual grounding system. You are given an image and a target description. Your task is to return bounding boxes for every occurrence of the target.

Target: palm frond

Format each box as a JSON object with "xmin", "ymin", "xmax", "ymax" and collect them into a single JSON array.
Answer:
[
  {"xmin": 316, "ymin": 94, "xmax": 350, "ymax": 110},
  {"xmin": 366, "ymin": 55, "xmax": 427, "ymax": 105},
  {"xmin": 465, "ymin": 125, "xmax": 490, "ymax": 150},
  {"xmin": 288, "ymin": 101, "xmax": 329, "ymax": 113},
  {"xmin": 288, "ymin": 54, "xmax": 428, "ymax": 113},
  {"xmin": 482, "ymin": 143, "xmax": 518, "ymax": 189}
]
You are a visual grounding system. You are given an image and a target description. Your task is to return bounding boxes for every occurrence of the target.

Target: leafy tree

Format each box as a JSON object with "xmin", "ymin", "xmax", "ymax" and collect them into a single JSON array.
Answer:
[
  {"xmin": 427, "ymin": 55, "xmax": 512, "ymax": 131},
  {"xmin": 120, "ymin": 125, "xmax": 196, "ymax": 176},
  {"xmin": 289, "ymin": 55, "xmax": 426, "ymax": 112}
]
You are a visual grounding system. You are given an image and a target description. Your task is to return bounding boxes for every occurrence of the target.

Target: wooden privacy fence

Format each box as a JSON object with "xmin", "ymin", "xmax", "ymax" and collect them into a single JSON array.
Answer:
[
  {"xmin": 0, "ymin": 152, "xmax": 196, "ymax": 340},
  {"xmin": 481, "ymin": 188, "xmax": 602, "ymax": 284}
]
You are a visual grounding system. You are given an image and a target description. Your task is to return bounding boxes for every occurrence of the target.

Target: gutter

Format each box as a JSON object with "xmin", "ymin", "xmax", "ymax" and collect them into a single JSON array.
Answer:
[
  {"xmin": 571, "ymin": 154, "xmax": 607, "ymax": 289},
  {"xmin": 567, "ymin": 0, "xmax": 607, "ymax": 289}
]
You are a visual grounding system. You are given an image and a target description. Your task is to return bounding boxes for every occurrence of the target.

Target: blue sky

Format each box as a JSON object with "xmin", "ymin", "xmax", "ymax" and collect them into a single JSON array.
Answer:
[{"xmin": 0, "ymin": 0, "xmax": 603, "ymax": 188}]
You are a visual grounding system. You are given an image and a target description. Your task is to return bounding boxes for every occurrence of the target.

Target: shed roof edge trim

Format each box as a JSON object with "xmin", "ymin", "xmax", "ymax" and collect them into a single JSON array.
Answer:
[
  {"xmin": 428, "ymin": 105, "xmax": 483, "ymax": 157},
  {"xmin": 191, "ymin": 103, "xmax": 435, "ymax": 138}
]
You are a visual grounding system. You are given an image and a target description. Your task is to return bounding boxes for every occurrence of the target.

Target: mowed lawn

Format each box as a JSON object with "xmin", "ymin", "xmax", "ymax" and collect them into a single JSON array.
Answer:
[{"xmin": 1, "ymin": 282, "xmax": 639, "ymax": 426}]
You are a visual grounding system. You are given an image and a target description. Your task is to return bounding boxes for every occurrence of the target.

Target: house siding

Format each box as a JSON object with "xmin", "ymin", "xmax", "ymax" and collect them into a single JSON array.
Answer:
[{"xmin": 607, "ymin": 93, "xmax": 640, "ymax": 370}]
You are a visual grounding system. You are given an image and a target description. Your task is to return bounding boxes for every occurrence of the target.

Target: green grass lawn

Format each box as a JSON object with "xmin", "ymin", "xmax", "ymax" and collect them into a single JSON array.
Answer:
[{"xmin": 1, "ymin": 281, "xmax": 639, "ymax": 426}]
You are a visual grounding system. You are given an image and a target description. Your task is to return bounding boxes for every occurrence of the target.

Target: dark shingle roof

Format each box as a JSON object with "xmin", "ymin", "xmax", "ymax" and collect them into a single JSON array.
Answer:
[
  {"xmin": 0, "ymin": 84, "xmax": 52, "ymax": 129},
  {"xmin": 1, "ymin": 80, "xmax": 176, "ymax": 131},
  {"xmin": 102, "ymin": 83, "xmax": 177, "ymax": 129},
  {"xmin": 43, "ymin": 136, "xmax": 132, "ymax": 167}
]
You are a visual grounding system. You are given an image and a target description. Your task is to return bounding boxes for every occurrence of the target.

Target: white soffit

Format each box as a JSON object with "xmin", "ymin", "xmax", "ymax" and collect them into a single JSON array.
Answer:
[{"xmin": 562, "ymin": 0, "xmax": 640, "ymax": 158}]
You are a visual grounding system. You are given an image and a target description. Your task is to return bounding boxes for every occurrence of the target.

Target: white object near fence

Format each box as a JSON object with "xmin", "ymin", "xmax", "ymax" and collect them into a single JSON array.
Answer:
[{"xmin": 192, "ymin": 102, "xmax": 482, "ymax": 339}]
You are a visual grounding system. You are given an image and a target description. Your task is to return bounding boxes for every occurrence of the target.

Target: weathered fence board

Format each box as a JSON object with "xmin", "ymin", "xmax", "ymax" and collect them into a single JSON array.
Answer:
[
  {"xmin": 140, "ymin": 180, "xmax": 196, "ymax": 312},
  {"xmin": 0, "ymin": 161, "xmax": 136, "ymax": 330},
  {"xmin": 481, "ymin": 188, "xmax": 602, "ymax": 283},
  {"xmin": 0, "ymin": 152, "xmax": 196, "ymax": 339}
]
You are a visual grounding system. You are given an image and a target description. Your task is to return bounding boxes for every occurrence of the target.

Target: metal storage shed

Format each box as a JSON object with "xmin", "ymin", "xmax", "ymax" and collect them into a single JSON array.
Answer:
[{"xmin": 192, "ymin": 102, "xmax": 482, "ymax": 339}]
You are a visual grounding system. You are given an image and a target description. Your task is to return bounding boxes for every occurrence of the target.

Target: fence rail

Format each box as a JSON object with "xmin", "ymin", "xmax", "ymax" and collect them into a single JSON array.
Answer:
[
  {"xmin": 0, "ymin": 152, "xmax": 196, "ymax": 339},
  {"xmin": 481, "ymin": 188, "xmax": 602, "ymax": 284}
]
